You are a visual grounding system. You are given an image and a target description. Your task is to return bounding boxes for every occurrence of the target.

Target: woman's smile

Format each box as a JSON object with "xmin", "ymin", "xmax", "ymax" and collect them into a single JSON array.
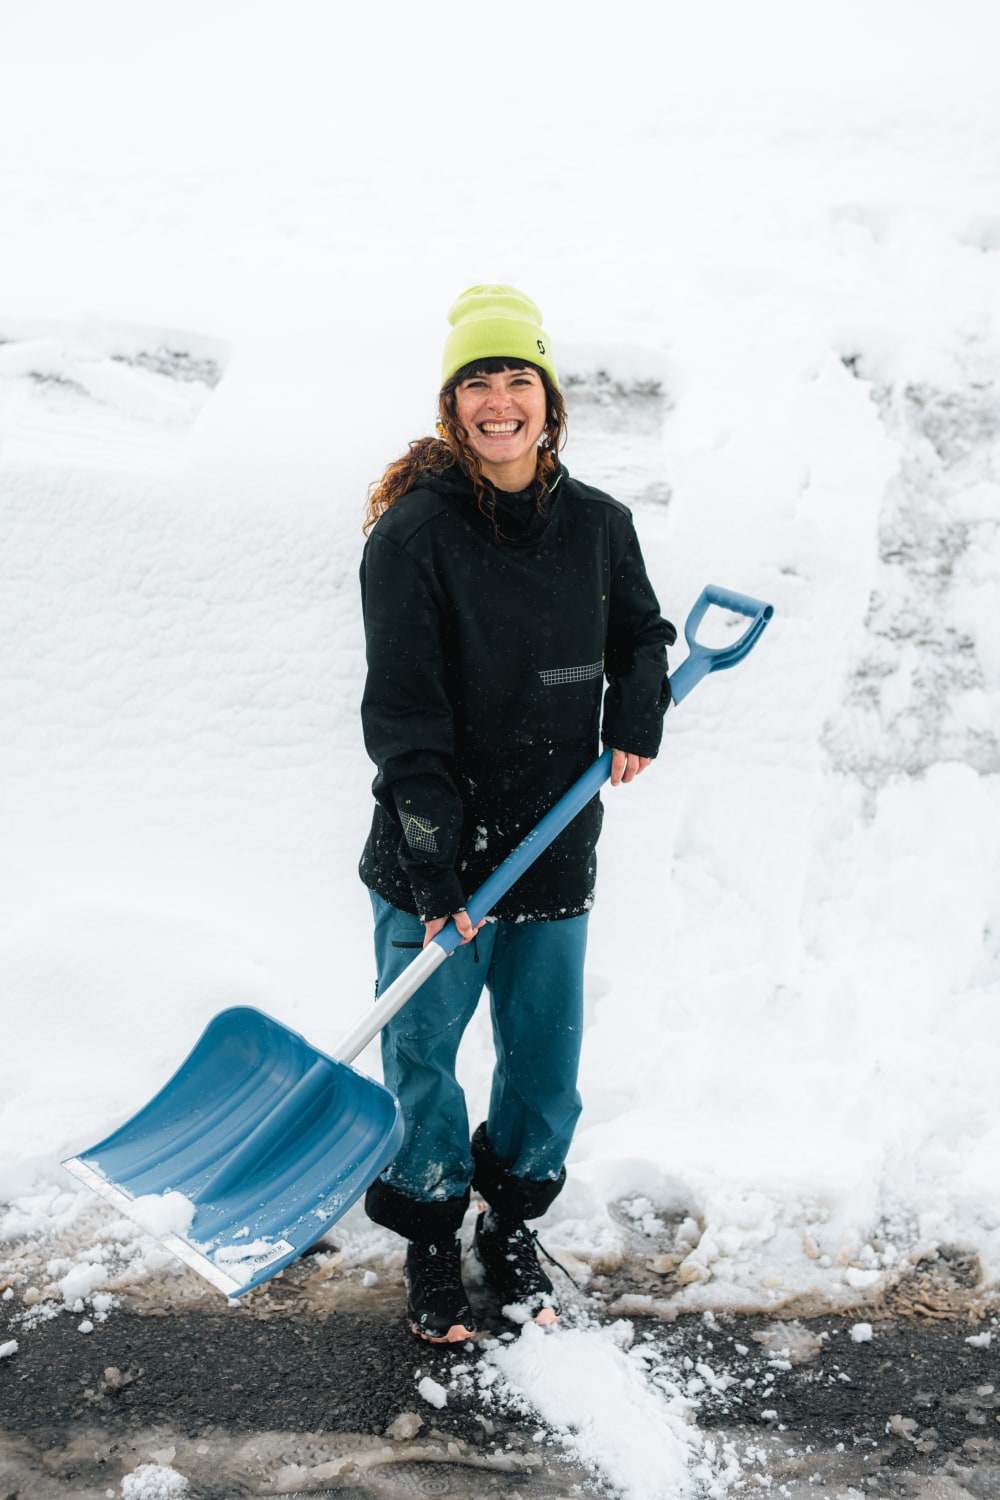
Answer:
[{"xmin": 481, "ymin": 419, "xmax": 521, "ymax": 434}]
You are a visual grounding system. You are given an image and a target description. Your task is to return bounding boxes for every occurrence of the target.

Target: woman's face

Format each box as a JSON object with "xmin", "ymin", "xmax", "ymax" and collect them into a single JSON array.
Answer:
[{"xmin": 453, "ymin": 366, "xmax": 547, "ymax": 491}]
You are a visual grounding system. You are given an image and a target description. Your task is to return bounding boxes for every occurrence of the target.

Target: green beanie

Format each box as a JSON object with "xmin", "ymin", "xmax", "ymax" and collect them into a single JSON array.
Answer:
[{"xmin": 441, "ymin": 284, "xmax": 559, "ymax": 389}]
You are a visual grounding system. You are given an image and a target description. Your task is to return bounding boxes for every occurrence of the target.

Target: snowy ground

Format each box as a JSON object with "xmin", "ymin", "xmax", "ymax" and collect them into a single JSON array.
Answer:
[{"xmin": 2, "ymin": 3, "xmax": 1000, "ymax": 1496}]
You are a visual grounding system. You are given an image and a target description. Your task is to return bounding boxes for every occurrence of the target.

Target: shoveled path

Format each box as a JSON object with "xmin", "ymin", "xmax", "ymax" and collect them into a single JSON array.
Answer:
[{"xmin": 1, "ymin": 1264, "xmax": 998, "ymax": 1499}]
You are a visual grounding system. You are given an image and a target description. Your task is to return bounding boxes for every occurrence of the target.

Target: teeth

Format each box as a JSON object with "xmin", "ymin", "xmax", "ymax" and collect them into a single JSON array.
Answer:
[{"xmin": 482, "ymin": 421, "xmax": 519, "ymax": 433}]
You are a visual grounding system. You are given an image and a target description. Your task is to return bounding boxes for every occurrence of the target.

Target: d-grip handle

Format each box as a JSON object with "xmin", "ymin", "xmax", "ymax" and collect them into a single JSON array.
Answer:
[{"xmin": 668, "ymin": 584, "xmax": 774, "ymax": 705}]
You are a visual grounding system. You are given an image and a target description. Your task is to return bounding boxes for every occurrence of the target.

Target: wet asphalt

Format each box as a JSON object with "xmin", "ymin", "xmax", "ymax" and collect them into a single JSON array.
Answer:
[
  {"xmin": 1, "ymin": 1244, "xmax": 998, "ymax": 1498},
  {"xmin": 3, "ymin": 1294, "xmax": 999, "ymax": 1498}
]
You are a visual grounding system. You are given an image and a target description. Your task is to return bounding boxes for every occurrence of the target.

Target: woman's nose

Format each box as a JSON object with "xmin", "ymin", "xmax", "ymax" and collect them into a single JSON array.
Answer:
[{"xmin": 488, "ymin": 389, "xmax": 509, "ymax": 412}]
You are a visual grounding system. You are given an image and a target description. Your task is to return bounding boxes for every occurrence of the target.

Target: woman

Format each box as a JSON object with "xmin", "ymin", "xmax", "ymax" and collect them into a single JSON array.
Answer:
[{"xmin": 359, "ymin": 285, "xmax": 675, "ymax": 1342}]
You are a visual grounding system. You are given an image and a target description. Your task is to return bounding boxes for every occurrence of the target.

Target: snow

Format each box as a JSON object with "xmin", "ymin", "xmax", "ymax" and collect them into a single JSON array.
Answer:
[
  {"xmin": 487, "ymin": 1320, "xmax": 699, "ymax": 1500},
  {"xmin": 120, "ymin": 1465, "xmax": 189, "ymax": 1500},
  {"xmin": 417, "ymin": 1375, "xmax": 448, "ymax": 1410},
  {"xmin": 129, "ymin": 1194, "xmax": 196, "ymax": 1241},
  {"xmin": 2, "ymin": 2, "xmax": 1000, "ymax": 1496}
]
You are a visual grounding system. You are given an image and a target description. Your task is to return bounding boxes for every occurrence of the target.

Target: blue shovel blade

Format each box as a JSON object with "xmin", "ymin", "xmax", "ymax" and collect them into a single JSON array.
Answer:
[{"xmin": 63, "ymin": 1007, "xmax": 403, "ymax": 1297}]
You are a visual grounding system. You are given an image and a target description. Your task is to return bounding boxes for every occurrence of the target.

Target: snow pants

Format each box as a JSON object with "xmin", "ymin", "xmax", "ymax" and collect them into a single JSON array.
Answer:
[{"xmin": 363, "ymin": 890, "xmax": 587, "ymax": 1243}]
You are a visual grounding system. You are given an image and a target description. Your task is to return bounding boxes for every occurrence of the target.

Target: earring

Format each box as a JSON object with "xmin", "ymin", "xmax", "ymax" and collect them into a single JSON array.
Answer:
[{"xmin": 435, "ymin": 418, "xmax": 447, "ymax": 439}]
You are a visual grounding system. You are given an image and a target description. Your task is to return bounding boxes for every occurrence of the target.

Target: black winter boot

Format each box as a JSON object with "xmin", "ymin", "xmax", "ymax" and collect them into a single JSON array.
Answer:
[
  {"xmin": 404, "ymin": 1237, "xmax": 476, "ymax": 1343},
  {"xmin": 474, "ymin": 1209, "xmax": 560, "ymax": 1324}
]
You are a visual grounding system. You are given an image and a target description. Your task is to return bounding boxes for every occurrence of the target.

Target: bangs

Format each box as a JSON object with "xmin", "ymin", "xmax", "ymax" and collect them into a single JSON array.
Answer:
[{"xmin": 452, "ymin": 357, "xmax": 545, "ymax": 382}]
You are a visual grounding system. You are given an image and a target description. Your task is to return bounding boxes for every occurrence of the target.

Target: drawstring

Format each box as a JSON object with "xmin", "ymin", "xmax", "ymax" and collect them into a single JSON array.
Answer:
[{"xmin": 530, "ymin": 1227, "xmax": 581, "ymax": 1290}]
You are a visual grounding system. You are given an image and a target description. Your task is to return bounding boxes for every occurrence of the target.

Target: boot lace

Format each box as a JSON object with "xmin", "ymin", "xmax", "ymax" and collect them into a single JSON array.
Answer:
[{"xmin": 512, "ymin": 1224, "xmax": 580, "ymax": 1290}]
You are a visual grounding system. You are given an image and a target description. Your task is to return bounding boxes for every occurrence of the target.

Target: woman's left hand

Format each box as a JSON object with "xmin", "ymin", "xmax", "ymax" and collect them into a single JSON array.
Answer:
[
  {"xmin": 423, "ymin": 910, "xmax": 485, "ymax": 948},
  {"xmin": 609, "ymin": 748, "xmax": 652, "ymax": 785}
]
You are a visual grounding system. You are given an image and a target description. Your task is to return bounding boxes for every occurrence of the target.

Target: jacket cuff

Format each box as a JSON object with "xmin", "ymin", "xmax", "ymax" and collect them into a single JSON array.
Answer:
[
  {"xmin": 601, "ymin": 727, "xmax": 663, "ymax": 758},
  {"xmin": 408, "ymin": 866, "xmax": 468, "ymax": 924},
  {"xmin": 603, "ymin": 736, "xmax": 661, "ymax": 759},
  {"xmin": 602, "ymin": 677, "xmax": 672, "ymax": 758}
]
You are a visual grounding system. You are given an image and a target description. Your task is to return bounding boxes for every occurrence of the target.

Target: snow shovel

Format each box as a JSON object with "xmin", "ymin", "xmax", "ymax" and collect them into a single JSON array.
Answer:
[{"xmin": 63, "ymin": 583, "xmax": 773, "ymax": 1298}]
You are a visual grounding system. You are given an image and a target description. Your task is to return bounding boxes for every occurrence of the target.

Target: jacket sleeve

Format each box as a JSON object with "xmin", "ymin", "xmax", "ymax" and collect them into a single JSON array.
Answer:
[
  {"xmin": 360, "ymin": 531, "xmax": 467, "ymax": 921},
  {"xmin": 601, "ymin": 527, "xmax": 677, "ymax": 757}
]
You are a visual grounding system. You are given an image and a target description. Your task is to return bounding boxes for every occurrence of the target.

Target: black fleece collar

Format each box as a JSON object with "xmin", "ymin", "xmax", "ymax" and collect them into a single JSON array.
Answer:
[{"xmin": 413, "ymin": 462, "xmax": 567, "ymax": 547}]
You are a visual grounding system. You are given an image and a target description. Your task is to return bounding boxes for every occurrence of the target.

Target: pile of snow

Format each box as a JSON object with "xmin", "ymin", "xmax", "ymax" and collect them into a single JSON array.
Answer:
[{"xmin": 486, "ymin": 1320, "xmax": 706, "ymax": 1500}]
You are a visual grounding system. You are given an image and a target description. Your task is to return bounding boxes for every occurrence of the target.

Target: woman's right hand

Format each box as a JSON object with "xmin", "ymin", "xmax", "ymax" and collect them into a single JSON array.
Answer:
[{"xmin": 423, "ymin": 910, "xmax": 485, "ymax": 948}]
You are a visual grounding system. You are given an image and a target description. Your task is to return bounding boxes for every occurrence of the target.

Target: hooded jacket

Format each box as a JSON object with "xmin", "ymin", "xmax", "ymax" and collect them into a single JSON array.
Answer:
[{"xmin": 359, "ymin": 461, "xmax": 676, "ymax": 922}]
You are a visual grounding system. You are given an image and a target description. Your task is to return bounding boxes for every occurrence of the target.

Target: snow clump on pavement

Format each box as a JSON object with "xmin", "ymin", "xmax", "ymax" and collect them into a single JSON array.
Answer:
[{"xmin": 121, "ymin": 1464, "xmax": 189, "ymax": 1499}]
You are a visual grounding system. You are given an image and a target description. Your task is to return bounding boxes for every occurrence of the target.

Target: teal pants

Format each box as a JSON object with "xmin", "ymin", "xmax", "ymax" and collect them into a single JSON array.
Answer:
[{"xmin": 369, "ymin": 890, "xmax": 588, "ymax": 1204}]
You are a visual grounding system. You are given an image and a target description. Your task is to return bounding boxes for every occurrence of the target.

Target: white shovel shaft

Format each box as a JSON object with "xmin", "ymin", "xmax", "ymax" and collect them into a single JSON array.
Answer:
[{"xmin": 332, "ymin": 941, "xmax": 450, "ymax": 1063}]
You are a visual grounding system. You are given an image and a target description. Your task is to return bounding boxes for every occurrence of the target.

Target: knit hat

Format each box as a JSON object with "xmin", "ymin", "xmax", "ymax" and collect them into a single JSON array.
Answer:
[{"xmin": 441, "ymin": 284, "xmax": 559, "ymax": 389}]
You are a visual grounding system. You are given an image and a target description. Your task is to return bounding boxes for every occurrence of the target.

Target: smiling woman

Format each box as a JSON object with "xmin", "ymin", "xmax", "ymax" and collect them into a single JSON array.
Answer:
[{"xmin": 358, "ymin": 283, "xmax": 676, "ymax": 1346}]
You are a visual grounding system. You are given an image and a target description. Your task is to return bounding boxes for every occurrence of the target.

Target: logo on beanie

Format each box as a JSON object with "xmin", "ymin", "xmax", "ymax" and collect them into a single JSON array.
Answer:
[{"xmin": 537, "ymin": 340, "xmax": 546, "ymax": 354}]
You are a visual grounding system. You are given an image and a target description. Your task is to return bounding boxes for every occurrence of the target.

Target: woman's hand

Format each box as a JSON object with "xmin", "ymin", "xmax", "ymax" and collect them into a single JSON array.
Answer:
[
  {"xmin": 609, "ymin": 748, "xmax": 652, "ymax": 786},
  {"xmin": 423, "ymin": 910, "xmax": 486, "ymax": 949}
]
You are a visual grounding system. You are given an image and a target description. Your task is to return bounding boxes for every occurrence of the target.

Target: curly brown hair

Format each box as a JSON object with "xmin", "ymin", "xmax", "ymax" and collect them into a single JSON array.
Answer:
[{"xmin": 363, "ymin": 358, "xmax": 567, "ymax": 536}]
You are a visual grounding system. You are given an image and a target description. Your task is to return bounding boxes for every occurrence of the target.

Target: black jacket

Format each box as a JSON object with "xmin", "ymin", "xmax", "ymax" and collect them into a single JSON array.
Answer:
[{"xmin": 358, "ymin": 462, "xmax": 676, "ymax": 922}]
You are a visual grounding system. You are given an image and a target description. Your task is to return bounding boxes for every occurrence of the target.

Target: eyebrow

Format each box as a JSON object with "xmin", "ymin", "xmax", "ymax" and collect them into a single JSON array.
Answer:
[{"xmin": 465, "ymin": 367, "xmax": 534, "ymax": 379}]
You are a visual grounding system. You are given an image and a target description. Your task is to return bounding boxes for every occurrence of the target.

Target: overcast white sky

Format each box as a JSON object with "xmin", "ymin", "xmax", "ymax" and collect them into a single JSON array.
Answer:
[{"xmin": 3, "ymin": 0, "xmax": 996, "ymax": 100}]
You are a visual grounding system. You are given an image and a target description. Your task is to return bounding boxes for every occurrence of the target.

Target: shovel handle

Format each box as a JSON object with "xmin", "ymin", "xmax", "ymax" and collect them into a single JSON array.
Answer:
[{"xmin": 437, "ymin": 750, "xmax": 614, "ymax": 947}]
